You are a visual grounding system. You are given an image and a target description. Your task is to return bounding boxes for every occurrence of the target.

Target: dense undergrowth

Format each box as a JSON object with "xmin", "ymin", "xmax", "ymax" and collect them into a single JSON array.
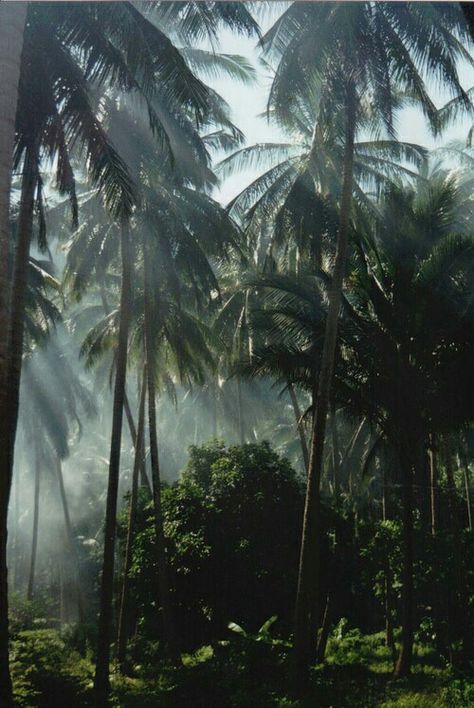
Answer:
[{"xmin": 9, "ymin": 623, "xmax": 474, "ymax": 707}]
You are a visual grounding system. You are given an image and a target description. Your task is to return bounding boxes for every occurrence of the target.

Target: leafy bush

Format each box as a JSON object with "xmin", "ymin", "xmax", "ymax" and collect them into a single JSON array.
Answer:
[{"xmin": 10, "ymin": 629, "xmax": 93, "ymax": 707}]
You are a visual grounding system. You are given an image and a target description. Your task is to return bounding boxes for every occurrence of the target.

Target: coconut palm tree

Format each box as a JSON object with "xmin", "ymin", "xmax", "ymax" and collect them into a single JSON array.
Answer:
[
  {"xmin": 243, "ymin": 171, "xmax": 474, "ymax": 677},
  {"xmin": 254, "ymin": 2, "xmax": 473, "ymax": 681}
]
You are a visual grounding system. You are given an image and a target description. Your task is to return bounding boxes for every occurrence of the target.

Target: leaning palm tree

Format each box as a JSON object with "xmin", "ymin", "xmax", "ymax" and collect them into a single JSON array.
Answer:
[{"xmin": 255, "ymin": 1, "xmax": 473, "ymax": 681}]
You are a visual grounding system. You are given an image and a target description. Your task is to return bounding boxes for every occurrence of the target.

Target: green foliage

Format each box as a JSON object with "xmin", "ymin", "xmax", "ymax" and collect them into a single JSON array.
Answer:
[
  {"xmin": 128, "ymin": 441, "xmax": 305, "ymax": 652},
  {"xmin": 9, "ymin": 593, "xmax": 58, "ymax": 634},
  {"xmin": 10, "ymin": 629, "xmax": 93, "ymax": 707}
]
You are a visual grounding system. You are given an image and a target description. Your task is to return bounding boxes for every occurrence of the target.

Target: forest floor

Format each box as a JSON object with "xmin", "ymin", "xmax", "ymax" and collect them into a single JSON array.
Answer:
[{"xmin": 10, "ymin": 627, "xmax": 474, "ymax": 707}]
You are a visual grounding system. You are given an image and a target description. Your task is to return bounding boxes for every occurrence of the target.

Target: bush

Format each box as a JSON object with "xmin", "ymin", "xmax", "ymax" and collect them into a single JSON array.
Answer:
[{"xmin": 10, "ymin": 629, "xmax": 93, "ymax": 707}]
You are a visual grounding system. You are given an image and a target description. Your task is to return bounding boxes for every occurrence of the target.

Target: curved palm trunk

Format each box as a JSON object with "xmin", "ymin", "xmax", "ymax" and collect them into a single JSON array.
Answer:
[
  {"xmin": 288, "ymin": 383, "xmax": 309, "ymax": 474},
  {"xmin": 117, "ymin": 367, "xmax": 147, "ymax": 672},
  {"xmin": 143, "ymin": 245, "xmax": 178, "ymax": 660},
  {"xmin": 293, "ymin": 83, "xmax": 356, "ymax": 684},
  {"xmin": 94, "ymin": 222, "xmax": 132, "ymax": 699},
  {"xmin": 27, "ymin": 443, "xmax": 41, "ymax": 602}
]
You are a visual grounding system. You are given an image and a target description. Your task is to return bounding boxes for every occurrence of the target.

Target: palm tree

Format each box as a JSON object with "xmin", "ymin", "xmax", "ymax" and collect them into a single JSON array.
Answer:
[
  {"xmin": 255, "ymin": 2, "xmax": 472, "ymax": 681},
  {"xmin": 246, "ymin": 171, "xmax": 474, "ymax": 677},
  {"xmin": 0, "ymin": 9, "xmax": 27, "ymax": 694}
]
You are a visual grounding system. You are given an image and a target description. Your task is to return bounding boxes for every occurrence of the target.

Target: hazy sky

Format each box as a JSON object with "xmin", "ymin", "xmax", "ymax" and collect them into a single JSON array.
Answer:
[{"xmin": 207, "ymin": 5, "xmax": 474, "ymax": 205}]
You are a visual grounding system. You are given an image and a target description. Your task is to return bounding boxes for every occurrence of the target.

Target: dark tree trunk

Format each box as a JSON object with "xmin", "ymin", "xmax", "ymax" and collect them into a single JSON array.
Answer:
[
  {"xmin": 27, "ymin": 442, "xmax": 41, "ymax": 602},
  {"xmin": 330, "ymin": 400, "xmax": 340, "ymax": 498},
  {"xmin": 288, "ymin": 383, "xmax": 309, "ymax": 474},
  {"xmin": 460, "ymin": 444, "xmax": 472, "ymax": 531},
  {"xmin": 143, "ymin": 236, "xmax": 178, "ymax": 660},
  {"xmin": 117, "ymin": 367, "xmax": 146, "ymax": 672},
  {"xmin": 293, "ymin": 82, "xmax": 356, "ymax": 684},
  {"xmin": 100, "ymin": 282, "xmax": 151, "ymax": 495},
  {"xmin": 394, "ymin": 462, "xmax": 414, "ymax": 678},
  {"xmin": 94, "ymin": 222, "xmax": 132, "ymax": 699},
  {"xmin": 123, "ymin": 389, "xmax": 151, "ymax": 493},
  {"xmin": 382, "ymin": 466, "xmax": 395, "ymax": 655},
  {"xmin": 0, "ymin": 8, "xmax": 27, "ymax": 702},
  {"xmin": 428, "ymin": 437, "xmax": 438, "ymax": 536},
  {"xmin": 6, "ymin": 141, "xmax": 39, "ymax": 467}
]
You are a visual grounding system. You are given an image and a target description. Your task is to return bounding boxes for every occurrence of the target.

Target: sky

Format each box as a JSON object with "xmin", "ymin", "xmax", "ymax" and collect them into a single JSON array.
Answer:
[{"xmin": 205, "ymin": 6, "xmax": 474, "ymax": 205}]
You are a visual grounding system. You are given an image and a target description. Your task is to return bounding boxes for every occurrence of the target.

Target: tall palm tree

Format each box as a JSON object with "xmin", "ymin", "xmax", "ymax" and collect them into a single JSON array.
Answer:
[
  {"xmin": 245, "ymin": 172, "xmax": 474, "ymax": 677},
  {"xmin": 256, "ymin": 1, "xmax": 472, "ymax": 680}
]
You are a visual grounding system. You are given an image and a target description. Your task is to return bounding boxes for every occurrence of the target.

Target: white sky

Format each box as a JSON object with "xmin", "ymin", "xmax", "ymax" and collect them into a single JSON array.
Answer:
[{"xmin": 206, "ymin": 7, "xmax": 474, "ymax": 205}]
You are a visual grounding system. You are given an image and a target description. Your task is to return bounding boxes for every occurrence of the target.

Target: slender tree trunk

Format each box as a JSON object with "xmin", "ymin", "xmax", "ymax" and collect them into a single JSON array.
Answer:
[
  {"xmin": 382, "ymin": 465, "xmax": 395, "ymax": 655},
  {"xmin": 288, "ymin": 383, "xmax": 309, "ymax": 474},
  {"xmin": 237, "ymin": 376, "xmax": 244, "ymax": 445},
  {"xmin": 460, "ymin": 446, "xmax": 472, "ymax": 531},
  {"xmin": 293, "ymin": 82, "xmax": 356, "ymax": 684},
  {"xmin": 394, "ymin": 462, "xmax": 414, "ymax": 678},
  {"xmin": 143, "ymin": 243, "xmax": 178, "ymax": 660},
  {"xmin": 27, "ymin": 443, "xmax": 41, "ymax": 602},
  {"xmin": 55, "ymin": 457, "xmax": 84, "ymax": 622},
  {"xmin": 100, "ymin": 281, "xmax": 150, "ymax": 495},
  {"xmin": 117, "ymin": 367, "xmax": 146, "ymax": 672},
  {"xmin": 123, "ymin": 391, "xmax": 151, "ymax": 493},
  {"xmin": 212, "ymin": 377, "xmax": 218, "ymax": 439},
  {"xmin": 316, "ymin": 592, "xmax": 332, "ymax": 662},
  {"xmin": 330, "ymin": 400, "xmax": 340, "ymax": 498},
  {"xmin": 94, "ymin": 221, "xmax": 132, "ymax": 699},
  {"xmin": 0, "ymin": 9, "xmax": 27, "ymax": 702},
  {"xmin": 428, "ymin": 437, "xmax": 438, "ymax": 536}
]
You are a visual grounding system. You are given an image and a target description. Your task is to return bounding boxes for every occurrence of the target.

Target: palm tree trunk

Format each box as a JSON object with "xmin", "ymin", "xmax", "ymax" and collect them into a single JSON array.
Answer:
[
  {"xmin": 428, "ymin": 438, "xmax": 438, "ymax": 536},
  {"xmin": 94, "ymin": 221, "xmax": 132, "ymax": 699},
  {"xmin": 237, "ymin": 376, "xmax": 244, "ymax": 445},
  {"xmin": 143, "ymin": 243, "xmax": 178, "ymax": 660},
  {"xmin": 27, "ymin": 442, "xmax": 41, "ymax": 602},
  {"xmin": 394, "ymin": 462, "xmax": 414, "ymax": 678},
  {"xmin": 330, "ymin": 400, "xmax": 340, "ymax": 498},
  {"xmin": 117, "ymin": 366, "xmax": 147, "ymax": 673},
  {"xmin": 7, "ymin": 140, "xmax": 39, "ymax": 465},
  {"xmin": 382, "ymin": 465, "xmax": 395, "ymax": 655},
  {"xmin": 123, "ymin": 390, "xmax": 151, "ymax": 493},
  {"xmin": 288, "ymin": 383, "xmax": 309, "ymax": 474},
  {"xmin": 0, "ymin": 1, "xmax": 26, "ymax": 378},
  {"xmin": 293, "ymin": 81, "xmax": 356, "ymax": 683},
  {"xmin": 460, "ymin": 444, "xmax": 472, "ymax": 531},
  {"xmin": 55, "ymin": 457, "xmax": 84, "ymax": 622},
  {"xmin": 0, "ymin": 9, "xmax": 27, "ymax": 702},
  {"xmin": 100, "ymin": 282, "xmax": 151, "ymax": 494}
]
